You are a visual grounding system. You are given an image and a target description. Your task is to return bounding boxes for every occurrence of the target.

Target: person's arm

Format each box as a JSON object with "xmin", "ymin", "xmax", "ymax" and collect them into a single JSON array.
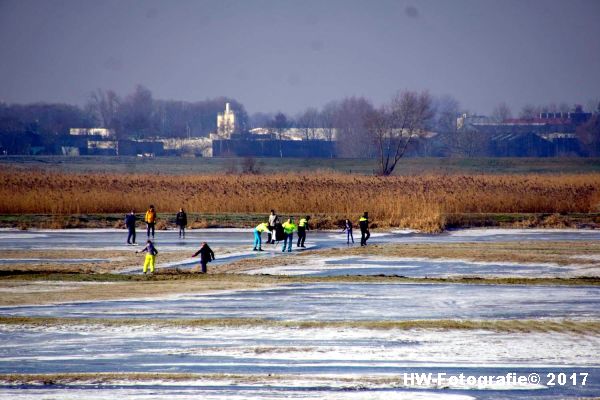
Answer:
[
  {"xmin": 209, "ymin": 247, "xmax": 215, "ymax": 260},
  {"xmin": 192, "ymin": 249, "xmax": 201, "ymax": 257},
  {"xmin": 137, "ymin": 245, "xmax": 148, "ymax": 254}
]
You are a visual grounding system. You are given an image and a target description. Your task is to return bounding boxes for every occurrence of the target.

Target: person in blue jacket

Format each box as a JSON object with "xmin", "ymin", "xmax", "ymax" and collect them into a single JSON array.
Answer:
[{"xmin": 125, "ymin": 210, "xmax": 137, "ymax": 245}]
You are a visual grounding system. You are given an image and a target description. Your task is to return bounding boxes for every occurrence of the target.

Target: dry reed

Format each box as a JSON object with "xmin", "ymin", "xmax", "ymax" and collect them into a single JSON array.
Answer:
[{"xmin": 2, "ymin": 169, "xmax": 600, "ymax": 232}]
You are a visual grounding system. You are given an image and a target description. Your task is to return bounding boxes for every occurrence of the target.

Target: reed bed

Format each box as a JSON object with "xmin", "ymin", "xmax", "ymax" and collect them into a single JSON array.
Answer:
[{"xmin": 2, "ymin": 169, "xmax": 600, "ymax": 232}]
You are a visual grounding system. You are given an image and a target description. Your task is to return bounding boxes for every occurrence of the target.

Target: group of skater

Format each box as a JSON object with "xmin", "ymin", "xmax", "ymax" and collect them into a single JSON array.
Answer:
[
  {"xmin": 252, "ymin": 210, "xmax": 311, "ymax": 252},
  {"xmin": 125, "ymin": 205, "xmax": 371, "ymax": 274},
  {"xmin": 252, "ymin": 210, "xmax": 371, "ymax": 251}
]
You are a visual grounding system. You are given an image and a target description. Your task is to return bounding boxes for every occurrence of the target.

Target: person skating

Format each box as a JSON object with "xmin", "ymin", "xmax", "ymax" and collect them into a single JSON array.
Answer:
[
  {"xmin": 175, "ymin": 208, "xmax": 187, "ymax": 239},
  {"xmin": 296, "ymin": 216, "xmax": 310, "ymax": 248},
  {"xmin": 274, "ymin": 220, "xmax": 285, "ymax": 244},
  {"xmin": 191, "ymin": 242, "xmax": 215, "ymax": 273},
  {"xmin": 342, "ymin": 218, "xmax": 354, "ymax": 244},
  {"xmin": 145, "ymin": 205, "xmax": 157, "ymax": 239},
  {"xmin": 359, "ymin": 212, "xmax": 370, "ymax": 246},
  {"xmin": 253, "ymin": 222, "xmax": 270, "ymax": 251},
  {"xmin": 137, "ymin": 239, "xmax": 158, "ymax": 274},
  {"xmin": 267, "ymin": 210, "xmax": 279, "ymax": 244},
  {"xmin": 282, "ymin": 218, "xmax": 297, "ymax": 252},
  {"xmin": 125, "ymin": 210, "xmax": 137, "ymax": 245}
]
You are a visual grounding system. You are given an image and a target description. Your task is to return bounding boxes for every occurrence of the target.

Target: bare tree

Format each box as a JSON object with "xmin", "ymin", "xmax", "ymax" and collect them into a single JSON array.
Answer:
[
  {"xmin": 85, "ymin": 89, "xmax": 121, "ymax": 134},
  {"xmin": 319, "ymin": 101, "xmax": 337, "ymax": 142},
  {"xmin": 268, "ymin": 112, "xmax": 289, "ymax": 158},
  {"xmin": 576, "ymin": 113, "xmax": 600, "ymax": 156},
  {"xmin": 330, "ymin": 97, "xmax": 375, "ymax": 158},
  {"xmin": 369, "ymin": 90, "xmax": 433, "ymax": 176},
  {"xmin": 296, "ymin": 107, "xmax": 319, "ymax": 140},
  {"xmin": 519, "ymin": 104, "xmax": 540, "ymax": 119},
  {"xmin": 491, "ymin": 102, "xmax": 512, "ymax": 122},
  {"xmin": 451, "ymin": 126, "xmax": 489, "ymax": 157}
]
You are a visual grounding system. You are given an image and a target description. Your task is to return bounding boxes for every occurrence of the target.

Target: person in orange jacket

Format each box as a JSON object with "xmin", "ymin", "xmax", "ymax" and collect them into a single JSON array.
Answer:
[{"xmin": 145, "ymin": 205, "xmax": 157, "ymax": 239}]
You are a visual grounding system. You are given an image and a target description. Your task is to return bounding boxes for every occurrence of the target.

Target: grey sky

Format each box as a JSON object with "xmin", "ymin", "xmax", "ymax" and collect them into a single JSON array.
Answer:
[{"xmin": 0, "ymin": 0, "xmax": 599, "ymax": 115}]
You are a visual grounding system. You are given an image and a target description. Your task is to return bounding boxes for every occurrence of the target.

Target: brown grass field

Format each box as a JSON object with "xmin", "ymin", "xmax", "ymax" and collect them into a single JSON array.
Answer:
[{"xmin": 2, "ymin": 169, "xmax": 600, "ymax": 231}]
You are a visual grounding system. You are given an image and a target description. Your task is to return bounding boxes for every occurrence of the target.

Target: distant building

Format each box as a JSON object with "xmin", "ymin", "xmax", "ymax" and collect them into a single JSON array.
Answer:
[
  {"xmin": 489, "ymin": 132, "xmax": 555, "ymax": 157},
  {"xmin": 458, "ymin": 109, "xmax": 591, "ymax": 136},
  {"xmin": 69, "ymin": 128, "xmax": 115, "ymax": 138},
  {"xmin": 87, "ymin": 140, "xmax": 118, "ymax": 155},
  {"xmin": 157, "ymin": 137, "xmax": 213, "ymax": 157},
  {"xmin": 216, "ymin": 103, "xmax": 236, "ymax": 138},
  {"xmin": 212, "ymin": 139, "xmax": 336, "ymax": 158}
]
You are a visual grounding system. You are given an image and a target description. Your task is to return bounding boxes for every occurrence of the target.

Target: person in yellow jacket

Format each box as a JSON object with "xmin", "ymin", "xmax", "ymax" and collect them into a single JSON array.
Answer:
[
  {"xmin": 296, "ymin": 216, "xmax": 311, "ymax": 248},
  {"xmin": 253, "ymin": 222, "xmax": 270, "ymax": 251},
  {"xmin": 137, "ymin": 239, "xmax": 158, "ymax": 274},
  {"xmin": 145, "ymin": 205, "xmax": 157, "ymax": 239},
  {"xmin": 282, "ymin": 218, "xmax": 297, "ymax": 252}
]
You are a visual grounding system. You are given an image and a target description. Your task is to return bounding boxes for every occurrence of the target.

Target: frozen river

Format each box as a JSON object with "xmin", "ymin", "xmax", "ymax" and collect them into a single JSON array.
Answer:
[
  {"xmin": 2, "ymin": 227, "xmax": 600, "ymax": 276},
  {"xmin": 1, "ymin": 282, "xmax": 599, "ymax": 320},
  {"xmin": 1, "ymin": 324, "xmax": 599, "ymax": 399},
  {"xmin": 1, "ymin": 228, "xmax": 599, "ymax": 399},
  {"xmin": 2, "ymin": 227, "xmax": 600, "ymax": 251}
]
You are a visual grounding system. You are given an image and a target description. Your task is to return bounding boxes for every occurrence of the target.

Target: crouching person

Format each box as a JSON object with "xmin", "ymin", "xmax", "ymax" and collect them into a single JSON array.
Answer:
[
  {"xmin": 253, "ymin": 222, "xmax": 270, "ymax": 251},
  {"xmin": 192, "ymin": 242, "xmax": 215, "ymax": 273}
]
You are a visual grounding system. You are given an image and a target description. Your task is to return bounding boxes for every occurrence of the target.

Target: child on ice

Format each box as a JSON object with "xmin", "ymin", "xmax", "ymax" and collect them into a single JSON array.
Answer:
[{"xmin": 137, "ymin": 239, "xmax": 158, "ymax": 274}]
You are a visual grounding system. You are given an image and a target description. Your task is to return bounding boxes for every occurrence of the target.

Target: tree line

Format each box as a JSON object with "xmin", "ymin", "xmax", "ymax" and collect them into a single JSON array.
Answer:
[
  {"xmin": 1, "ymin": 85, "xmax": 599, "ymax": 172},
  {"xmin": 0, "ymin": 85, "xmax": 249, "ymax": 140}
]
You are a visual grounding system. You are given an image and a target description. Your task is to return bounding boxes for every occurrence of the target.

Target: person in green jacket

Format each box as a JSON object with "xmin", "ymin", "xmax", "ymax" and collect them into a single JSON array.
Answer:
[
  {"xmin": 282, "ymin": 218, "xmax": 297, "ymax": 252},
  {"xmin": 253, "ymin": 222, "xmax": 270, "ymax": 251}
]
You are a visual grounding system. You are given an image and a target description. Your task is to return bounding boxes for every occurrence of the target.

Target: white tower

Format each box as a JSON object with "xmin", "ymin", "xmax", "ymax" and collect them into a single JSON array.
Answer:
[{"xmin": 217, "ymin": 102, "xmax": 236, "ymax": 138}]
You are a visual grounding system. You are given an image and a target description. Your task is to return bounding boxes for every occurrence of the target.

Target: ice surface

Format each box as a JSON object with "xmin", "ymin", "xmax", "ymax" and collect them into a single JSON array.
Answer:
[
  {"xmin": 1, "ymin": 283, "xmax": 599, "ymax": 320},
  {"xmin": 245, "ymin": 256, "xmax": 591, "ymax": 277}
]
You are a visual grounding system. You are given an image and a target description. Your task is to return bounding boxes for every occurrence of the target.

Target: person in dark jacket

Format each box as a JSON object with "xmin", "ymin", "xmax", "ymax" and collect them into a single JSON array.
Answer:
[
  {"xmin": 342, "ymin": 218, "xmax": 354, "ymax": 245},
  {"xmin": 136, "ymin": 239, "xmax": 158, "ymax": 274},
  {"xmin": 125, "ymin": 210, "xmax": 137, "ymax": 245},
  {"xmin": 176, "ymin": 208, "xmax": 187, "ymax": 239},
  {"xmin": 191, "ymin": 242, "xmax": 215, "ymax": 273},
  {"xmin": 296, "ymin": 216, "xmax": 310, "ymax": 248},
  {"xmin": 359, "ymin": 212, "xmax": 370, "ymax": 246}
]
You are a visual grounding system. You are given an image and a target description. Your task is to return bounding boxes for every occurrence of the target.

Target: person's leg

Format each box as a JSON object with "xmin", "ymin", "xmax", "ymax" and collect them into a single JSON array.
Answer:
[
  {"xmin": 282, "ymin": 234, "xmax": 288, "ymax": 252},
  {"xmin": 287, "ymin": 233, "xmax": 293, "ymax": 252},
  {"xmin": 127, "ymin": 229, "xmax": 132, "ymax": 244},
  {"xmin": 253, "ymin": 230, "xmax": 260, "ymax": 250},
  {"xmin": 150, "ymin": 255, "xmax": 155, "ymax": 273},
  {"xmin": 267, "ymin": 228, "xmax": 272, "ymax": 244},
  {"xmin": 143, "ymin": 254, "xmax": 151, "ymax": 274},
  {"xmin": 365, "ymin": 231, "xmax": 370, "ymax": 244},
  {"xmin": 361, "ymin": 231, "xmax": 366, "ymax": 246},
  {"xmin": 132, "ymin": 229, "xmax": 136, "ymax": 244},
  {"xmin": 346, "ymin": 230, "xmax": 350, "ymax": 244},
  {"xmin": 151, "ymin": 223, "xmax": 155, "ymax": 238},
  {"xmin": 297, "ymin": 231, "xmax": 301, "ymax": 247},
  {"xmin": 350, "ymin": 230, "xmax": 354, "ymax": 244},
  {"xmin": 301, "ymin": 232, "xmax": 306, "ymax": 247},
  {"xmin": 201, "ymin": 261, "xmax": 207, "ymax": 273},
  {"xmin": 147, "ymin": 223, "xmax": 150, "ymax": 238},
  {"xmin": 182, "ymin": 226, "xmax": 185, "ymax": 238}
]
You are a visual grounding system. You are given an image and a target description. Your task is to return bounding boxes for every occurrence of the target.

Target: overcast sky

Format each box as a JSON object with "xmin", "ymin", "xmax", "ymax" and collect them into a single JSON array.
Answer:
[{"xmin": 0, "ymin": 0, "xmax": 599, "ymax": 115}]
